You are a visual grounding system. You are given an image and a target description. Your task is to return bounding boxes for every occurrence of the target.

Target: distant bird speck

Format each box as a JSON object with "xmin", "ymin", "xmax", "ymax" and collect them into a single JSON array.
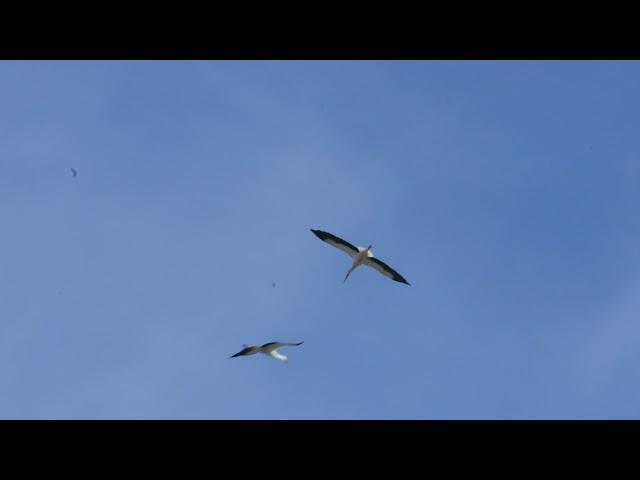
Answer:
[
  {"xmin": 70, "ymin": 168, "xmax": 77, "ymax": 177},
  {"xmin": 272, "ymin": 282, "xmax": 276, "ymax": 287}
]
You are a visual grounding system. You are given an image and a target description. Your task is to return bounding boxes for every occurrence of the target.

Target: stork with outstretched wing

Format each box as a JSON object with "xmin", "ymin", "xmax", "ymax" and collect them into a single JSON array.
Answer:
[
  {"xmin": 310, "ymin": 229, "xmax": 410, "ymax": 285},
  {"xmin": 230, "ymin": 341, "xmax": 304, "ymax": 363}
]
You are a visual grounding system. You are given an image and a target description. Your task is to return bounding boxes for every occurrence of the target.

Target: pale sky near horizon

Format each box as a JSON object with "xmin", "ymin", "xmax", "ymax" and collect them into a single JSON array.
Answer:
[{"xmin": 1, "ymin": 60, "xmax": 640, "ymax": 418}]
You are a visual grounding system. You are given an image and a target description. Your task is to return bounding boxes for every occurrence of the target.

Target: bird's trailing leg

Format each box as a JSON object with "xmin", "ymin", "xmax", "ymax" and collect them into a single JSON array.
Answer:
[{"xmin": 344, "ymin": 264, "xmax": 357, "ymax": 283}]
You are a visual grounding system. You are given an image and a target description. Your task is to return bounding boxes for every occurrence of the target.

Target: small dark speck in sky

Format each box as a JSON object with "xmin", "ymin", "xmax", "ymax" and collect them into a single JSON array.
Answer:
[
  {"xmin": 71, "ymin": 168, "xmax": 77, "ymax": 177},
  {"xmin": 272, "ymin": 283, "xmax": 276, "ymax": 287}
]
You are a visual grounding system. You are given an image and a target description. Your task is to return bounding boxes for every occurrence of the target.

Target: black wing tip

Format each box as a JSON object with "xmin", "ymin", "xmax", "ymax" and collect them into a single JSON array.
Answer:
[
  {"xmin": 311, "ymin": 229, "xmax": 331, "ymax": 241},
  {"xmin": 369, "ymin": 257, "xmax": 410, "ymax": 285}
]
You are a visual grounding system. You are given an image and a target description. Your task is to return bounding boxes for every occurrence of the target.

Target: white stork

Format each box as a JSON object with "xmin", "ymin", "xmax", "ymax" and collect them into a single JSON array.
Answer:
[
  {"xmin": 230, "ymin": 341, "xmax": 304, "ymax": 363},
  {"xmin": 311, "ymin": 229, "xmax": 410, "ymax": 285}
]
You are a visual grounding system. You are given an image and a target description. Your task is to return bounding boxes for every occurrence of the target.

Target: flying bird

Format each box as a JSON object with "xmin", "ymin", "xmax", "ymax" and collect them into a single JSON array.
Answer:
[
  {"xmin": 230, "ymin": 341, "xmax": 304, "ymax": 363},
  {"xmin": 311, "ymin": 229, "xmax": 410, "ymax": 285},
  {"xmin": 70, "ymin": 168, "xmax": 77, "ymax": 178}
]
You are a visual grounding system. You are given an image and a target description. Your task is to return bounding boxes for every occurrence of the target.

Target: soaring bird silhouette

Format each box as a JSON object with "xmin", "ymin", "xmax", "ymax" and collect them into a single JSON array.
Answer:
[
  {"xmin": 230, "ymin": 341, "xmax": 304, "ymax": 363},
  {"xmin": 311, "ymin": 229, "xmax": 410, "ymax": 285}
]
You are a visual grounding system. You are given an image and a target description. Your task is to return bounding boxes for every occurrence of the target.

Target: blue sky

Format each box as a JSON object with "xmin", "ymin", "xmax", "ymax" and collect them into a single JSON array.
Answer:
[{"xmin": 1, "ymin": 60, "xmax": 640, "ymax": 419}]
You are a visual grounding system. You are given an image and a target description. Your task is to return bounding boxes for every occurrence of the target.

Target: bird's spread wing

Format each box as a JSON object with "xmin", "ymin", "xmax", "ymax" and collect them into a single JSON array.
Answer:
[
  {"xmin": 261, "ymin": 341, "xmax": 304, "ymax": 351},
  {"xmin": 363, "ymin": 257, "xmax": 410, "ymax": 285},
  {"xmin": 311, "ymin": 229, "xmax": 359, "ymax": 257},
  {"xmin": 230, "ymin": 347, "xmax": 253, "ymax": 358}
]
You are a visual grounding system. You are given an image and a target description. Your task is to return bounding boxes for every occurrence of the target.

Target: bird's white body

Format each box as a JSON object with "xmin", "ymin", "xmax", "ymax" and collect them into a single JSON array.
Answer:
[
  {"xmin": 261, "ymin": 348, "xmax": 289, "ymax": 362},
  {"xmin": 344, "ymin": 246, "xmax": 375, "ymax": 282},
  {"xmin": 258, "ymin": 343, "xmax": 292, "ymax": 362},
  {"xmin": 356, "ymin": 246, "xmax": 375, "ymax": 258}
]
